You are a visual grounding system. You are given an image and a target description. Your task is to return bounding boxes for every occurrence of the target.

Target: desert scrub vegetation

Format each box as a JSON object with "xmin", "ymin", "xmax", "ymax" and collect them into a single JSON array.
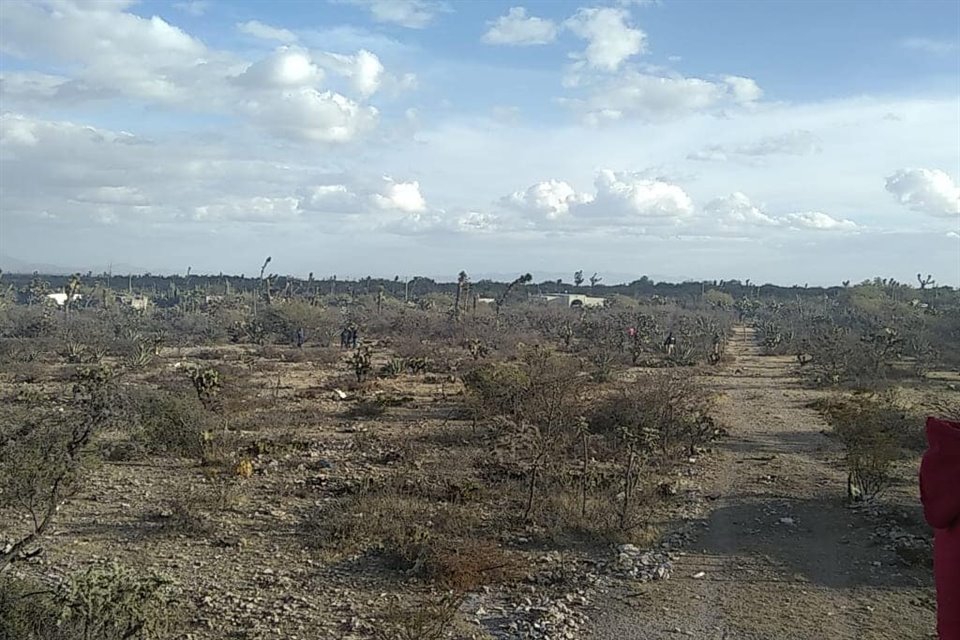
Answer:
[
  {"xmin": 305, "ymin": 472, "xmax": 522, "ymax": 591},
  {"xmin": 813, "ymin": 392, "xmax": 925, "ymax": 501},
  {"xmin": 129, "ymin": 389, "xmax": 217, "ymax": 460},
  {"xmin": 0, "ymin": 563, "xmax": 177, "ymax": 640},
  {"xmin": 749, "ymin": 279, "xmax": 959, "ymax": 389},
  {"xmin": 0, "ymin": 364, "xmax": 117, "ymax": 571},
  {"xmin": 0, "ymin": 269, "xmax": 954, "ymax": 637}
]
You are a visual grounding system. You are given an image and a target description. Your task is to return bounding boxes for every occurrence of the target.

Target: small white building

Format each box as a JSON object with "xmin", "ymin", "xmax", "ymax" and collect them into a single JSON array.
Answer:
[
  {"xmin": 46, "ymin": 292, "xmax": 82, "ymax": 306},
  {"xmin": 117, "ymin": 294, "xmax": 150, "ymax": 310},
  {"xmin": 532, "ymin": 293, "xmax": 606, "ymax": 308}
]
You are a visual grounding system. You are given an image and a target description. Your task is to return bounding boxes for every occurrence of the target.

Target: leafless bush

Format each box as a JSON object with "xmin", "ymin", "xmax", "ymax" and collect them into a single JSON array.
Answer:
[
  {"xmin": 0, "ymin": 364, "xmax": 117, "ymax": 572},
  {"xmin": 375, "ymin": 592, "xmax": 463, "ymax": 640}
]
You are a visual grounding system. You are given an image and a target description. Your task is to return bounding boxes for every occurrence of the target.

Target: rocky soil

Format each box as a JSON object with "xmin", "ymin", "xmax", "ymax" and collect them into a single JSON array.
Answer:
[{"xmin": 5, "ymin": 327, "xmax": 946, "ymax": 639}]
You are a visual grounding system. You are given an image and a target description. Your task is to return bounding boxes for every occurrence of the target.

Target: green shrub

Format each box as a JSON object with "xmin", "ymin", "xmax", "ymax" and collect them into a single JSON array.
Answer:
[
  {"xmin": 133, "ymin": 391, "xmax": 214, "ymax": 459},
  {"xmin": 0, "ymin": 564, "xmax": 177, "ymax": 640},
  {"xmin": 461, "ymin": 361, "xmax": 530, "ymax": 427}
]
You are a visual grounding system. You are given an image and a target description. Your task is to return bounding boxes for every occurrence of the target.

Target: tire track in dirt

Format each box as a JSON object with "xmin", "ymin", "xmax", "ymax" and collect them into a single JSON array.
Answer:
[{"xmin": 587, "ymin": 326, "xmax": 935, "ymax": 640}]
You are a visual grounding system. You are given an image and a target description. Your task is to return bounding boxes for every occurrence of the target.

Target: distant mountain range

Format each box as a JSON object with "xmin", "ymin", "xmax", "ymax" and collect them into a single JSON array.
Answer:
[{"xmin": 0, "ymin": 254, "xmax": 165, "ymax": 276}]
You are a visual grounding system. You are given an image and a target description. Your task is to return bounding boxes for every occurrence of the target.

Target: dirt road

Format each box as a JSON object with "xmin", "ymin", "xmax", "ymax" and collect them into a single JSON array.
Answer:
[{"xmin": 588, "ymin": 326, "xmax": 936, "ymax": 640}]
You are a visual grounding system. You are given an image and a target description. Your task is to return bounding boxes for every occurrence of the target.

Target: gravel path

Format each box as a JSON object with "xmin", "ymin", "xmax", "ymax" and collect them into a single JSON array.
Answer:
[{"xmin": 587, "ymin": 327, "xmax": 936, "ymax": 640}]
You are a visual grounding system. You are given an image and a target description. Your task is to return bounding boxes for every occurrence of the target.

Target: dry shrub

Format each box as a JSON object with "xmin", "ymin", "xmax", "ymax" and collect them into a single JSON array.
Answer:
[
  {"xmin": 375, "ymin": 592, "xmax": 463, "ymax": 640},
  {"xmin": 153, "ymin": 472, "xmax": 246, "ymax": 537},
  {"xmin": 307, "ymin": 478, "xmax": 519, "ymax": 589},
  {"xmin": 152, "ymin": 498, "xmax": 214, "ymax": 537},
  {"xmin": 309, "ymin": 346, "xmax": 343, "ymax": 367},
  {"xmin": 815, "ymin": 392, "xmax": 923, "ymax": 501},
  {"xmin": 927, "ymin": 395, "xmax": 960, "ymax": 422},
  {"xmin": 415, "ymin": 537, "xmax": 520, "ymax": 591},
  {"xmin": 344, "ymin": 397, "xmax": 389, "ymax": 419},
  {"xmin": 132, "ymin": 390, "xmax": 214, "ymax": 459},
  {"xmin": 589, "ymin": 371, "xmax": 718, "ymax": 460},
  {"xmin": 534, "ymin": 475, "xmax": 661, "ymax": 546}
]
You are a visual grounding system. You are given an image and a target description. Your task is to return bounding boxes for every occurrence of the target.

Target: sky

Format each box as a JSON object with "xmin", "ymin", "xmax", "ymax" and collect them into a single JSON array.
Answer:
[{"xmin": 0, "ymin": 0, "xmax": 958, "ymax": 285}]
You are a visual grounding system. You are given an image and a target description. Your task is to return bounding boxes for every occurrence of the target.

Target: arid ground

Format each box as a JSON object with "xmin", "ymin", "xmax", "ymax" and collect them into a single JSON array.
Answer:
[{"xmin": 5, "ymin": 322, "xmax": 946, "ymax": 640}]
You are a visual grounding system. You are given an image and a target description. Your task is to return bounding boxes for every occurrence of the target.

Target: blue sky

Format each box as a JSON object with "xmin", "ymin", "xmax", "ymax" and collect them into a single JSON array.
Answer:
[{"xmin": 1, "ymin": 0, "xmax": 958, "ymax": 284}]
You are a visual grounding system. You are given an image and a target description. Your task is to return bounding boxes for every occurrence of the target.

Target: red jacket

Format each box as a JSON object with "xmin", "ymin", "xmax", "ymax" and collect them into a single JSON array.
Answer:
[{"xmin": 921, "ymin": 417, "xmax": 960, "ymax": 640}]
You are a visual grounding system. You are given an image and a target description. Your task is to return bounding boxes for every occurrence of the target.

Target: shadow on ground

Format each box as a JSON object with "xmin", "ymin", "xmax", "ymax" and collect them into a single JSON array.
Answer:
[{"xmin": 682, "ymin": 494, "xmax": 932, "ymax": 590}]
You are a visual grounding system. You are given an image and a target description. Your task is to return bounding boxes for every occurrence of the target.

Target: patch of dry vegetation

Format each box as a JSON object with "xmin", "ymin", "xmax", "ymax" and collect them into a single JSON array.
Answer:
[{"xmin": 0, "ymin": 272, "xmax": 954, "ymax": 637}]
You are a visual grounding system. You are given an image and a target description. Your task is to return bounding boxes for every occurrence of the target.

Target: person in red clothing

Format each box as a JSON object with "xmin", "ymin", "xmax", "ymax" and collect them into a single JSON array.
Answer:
[{"xmin": 921, "ymin": 416, "xmax": 960, "ymax": 640}]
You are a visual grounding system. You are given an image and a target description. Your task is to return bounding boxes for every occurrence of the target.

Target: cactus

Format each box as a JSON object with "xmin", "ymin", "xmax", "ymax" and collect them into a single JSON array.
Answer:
[
  {"xmin": 64, "ymin": 273, "xmax": 81, "ymax": 316},
  {"xmin": 495, "ymin": 273, "xmax": 532, "ymax": 321},
  {"xmin": 467, "ymin": 339, "xmax": 489, "ymax": 360},
  {"xmin": 454, "ymin": 271, "xmax": 469, "ymax": 321},
  {"xmin": 185, "ymin": 364, "xmax": 221, "ymax": 409},
  {"xmin": 233, "ymin": 458, "xmax": 254, "ymax": 478},
  {"xmin": 407, "ymin": 356, "xmax": 430, "ymax": 374},
  {"xmin": 380, "ymin": 357, "xmax": 407, "ymax": 378},
  {"xmin": 259, "ymin": 256, "xmax": 273, "ymax": 305},
  {"xmin": 152, "ymin": 329, "xmax": 167, "ymax": 355},
  {"xmin": 349, "ymin": 346, "xmax": 372, "ymax": 382},
  {"xmin": 128, "ymin": 338, "xmax": 154, "ymax": 369}
]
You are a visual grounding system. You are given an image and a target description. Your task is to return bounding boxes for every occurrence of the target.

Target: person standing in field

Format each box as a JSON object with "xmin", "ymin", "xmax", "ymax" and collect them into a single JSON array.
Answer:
[
  {"xmin": 664, "ymin": 331, "xmax": 676, "ymax": 357},
  {"xmin": 920, "ymin": 416, "xmax": 960, "ymax": 640}
]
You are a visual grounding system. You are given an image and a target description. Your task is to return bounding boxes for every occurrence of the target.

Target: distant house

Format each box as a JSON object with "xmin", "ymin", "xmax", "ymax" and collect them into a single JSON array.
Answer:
[
  {"xmin": 532, "ymin": 293, "xmax": 606, "ymax": 308},
  {"xmin": 46, "ymin": 292, "xmax": 82, "ymax": 306},
  {"xmin": 476, "ymin": 297, "xmax": 496, "ymax": 305},
  {"xmin": 117, "ymin": 294, "xmax": 150, "ymax": 310}
]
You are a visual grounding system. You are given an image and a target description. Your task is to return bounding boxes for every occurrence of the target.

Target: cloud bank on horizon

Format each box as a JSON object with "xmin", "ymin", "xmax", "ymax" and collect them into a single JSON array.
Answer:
[{"xmin": 0, "ymin": 0, "xmax": 958, "ymax": 284}]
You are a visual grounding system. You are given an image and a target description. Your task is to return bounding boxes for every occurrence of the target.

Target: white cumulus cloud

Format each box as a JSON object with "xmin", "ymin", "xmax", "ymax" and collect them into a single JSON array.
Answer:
[
  {"xmin": 373, "ymin": 177, "xmax": 427, "ymax": 212},
  {"xmin": 240, "ymin": 88, "xmax": 378, "ymax": 143},
  {"xmin": 576, "ymin": 170, "xmax": 693, "ymax": 221},
  {"xmin": 501, "ymin": 179, "xmax": 590, "ymax": 219},
  {"xmin": 315, "ymin": 49, "xmax": 385, "ymax": 97},
  {"xmin": 503, "ymin": 170, "xmax": 694, "ymax": 228},
  {"xmin": 704, "ymin": 192, "xmax": 779, "ymax": 226},
  {"xmin": 564, "ymin": 8, "xmax": 646, "ymax": 71},
  {"xmin": 885, "ymin": 168, "xmax": 960, "ymax": 217},
  {"xmin": 236, "ymin": 48, "xmax": 321, "ymax": 87},
  {"xmin": 723, "ymin": 76, "xmax": 763, "ymax": 103},
  {"xmin": 483, "ymin": 7, "xmax": 557, "ymax": 46},
  {"xmin": 0, "ymin": 0, "xmax": 210, "ymax": 104}
]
